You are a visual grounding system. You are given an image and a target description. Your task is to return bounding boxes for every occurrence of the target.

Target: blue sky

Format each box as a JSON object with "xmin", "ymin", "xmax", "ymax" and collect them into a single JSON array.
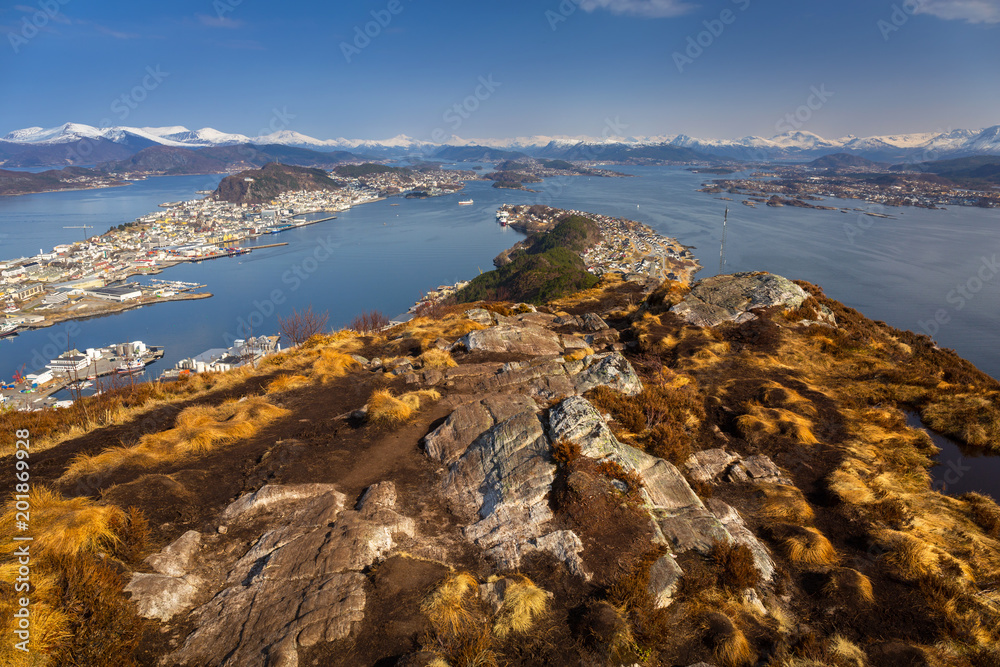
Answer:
[{"xmin": 1, "ymin": 0, "xmax": 998, "ymax": 140}]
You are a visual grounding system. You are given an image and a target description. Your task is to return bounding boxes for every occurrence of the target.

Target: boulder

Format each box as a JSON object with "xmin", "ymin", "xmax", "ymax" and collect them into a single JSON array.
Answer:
[
  {"xmin": 125, "ymin": 572, "xmax": 201, "ymax": 622},
  {"xmin": 572, "ymin": 353, "xmax": 643, "ymax": 396},
  {"xmin": 144, "ymin": 530, "xmax": 201, "ymax": 578},
  {"xmin": 424, "ymin": 394, "xmax": 538, "ymax": 464},
  {"xmin": 685, "ymin": 449, "xmax": 740, "ymax": 484},
  {"xmin": 581, "ymin": 312, "xmax": 610, "ymax": 332},
  {"xmin": 456, "ymin": 324, "xmax": 564, "ymax": 356},
  {"xmin": 464, "ymin": 308, "xmax": 495, "ymax": 326},
  {"xmin": 220, "ymin": 483, "xmax": 343, "ymax": 523},
  {"xmin": 706, "ymin": 498, "xmax": 775, "ymax": 581},
  {"xmin": 671, "ymin": 272, "xmax": 809, "ymax": 328},
  {"xmin": 647, "ymin": 554, "xmax": 684, "ymax": 609}
]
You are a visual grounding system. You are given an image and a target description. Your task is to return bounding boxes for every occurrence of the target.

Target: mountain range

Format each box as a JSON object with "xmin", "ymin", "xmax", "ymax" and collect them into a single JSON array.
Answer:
[{"xmin": 3, "ymin": 122, "xmax": 1000, "ymax": 166}]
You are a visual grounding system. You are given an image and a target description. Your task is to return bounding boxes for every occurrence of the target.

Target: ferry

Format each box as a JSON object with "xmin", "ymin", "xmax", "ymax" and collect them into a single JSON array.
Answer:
[
  {"xmin": 116, "ymin": 359, "xmax": 145, "ymax": 375},
  {"xmin": 0, "ymin": 322, "xmax": 18, "ymax": 339},
  {"xmin": 458, "ymin": 199, "xmax": 474, "ymax": 206}
]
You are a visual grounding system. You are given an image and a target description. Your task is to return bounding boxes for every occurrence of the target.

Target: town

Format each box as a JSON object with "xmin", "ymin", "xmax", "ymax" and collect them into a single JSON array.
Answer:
[
  {"xmin": 701, "ymin": 168, "xmax": 1000, "ymax": 210},
  {"xmin": 496, "ymin": 204, "xmax": 700, "ymax": 284},
  {"xmin": 0, "ymin": 165, "xmax": 476, "ymax": 336}
]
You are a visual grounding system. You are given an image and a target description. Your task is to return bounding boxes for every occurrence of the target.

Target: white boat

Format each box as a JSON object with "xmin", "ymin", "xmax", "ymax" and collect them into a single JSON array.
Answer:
[
  {"xmin": 0, "ymin": 322, "xmax": 18, "ymax": 338},
  {"xmin": 458, "ymin": 199, "xmax": 474, "ymax": 205},
  {"xmin": 116, "ymin": 359, "xmax": 145, "ymax": 375}
]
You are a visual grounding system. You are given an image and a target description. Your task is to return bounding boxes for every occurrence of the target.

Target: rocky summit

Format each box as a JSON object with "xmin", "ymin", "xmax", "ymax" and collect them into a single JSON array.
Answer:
[{"xmin": 3, "ymin": 267, "xmax": 1000, "ymax": 667}]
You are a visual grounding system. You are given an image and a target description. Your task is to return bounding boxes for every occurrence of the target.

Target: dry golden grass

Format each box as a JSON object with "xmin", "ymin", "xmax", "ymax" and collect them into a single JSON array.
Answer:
[
  {"xmin": 0, "ymin": 488, "xmax": 146, "ymax": 665},
  {"xmin": 922, "ymin": 393, "xmax": 1000, "ymax": 451},
  {"xmin": 737, "ymin": 403, "xmax": 819, "ymax": 445},
  {"xmin": 756, "ymin": 380, "xmax": 818, "ymax": 417},
  {"xmin": 368, "ymin": 389, "xmax": 440, "ymax": 427},
  {"xmin": 266, "ymin": 373, "xmax": 310, "ymax": 394},
  {"xmin": 62, "ymin": 397, "xmax": 290, "ymax": 479},
  {"xmin": 421, "ymin": 572, "xmax": 480, "ymax": 637},
  {"xmin": 367, "ymin": 389, "xmax": 412, "ymax": 426},
  {"xmin": 782, "ymin": 526, "xmax": 838, "ymax": 565},
  {"xmin": 0, "ymin": 487, "xmax": 124, "ymax": 567},
  {"xmin": 704, "ymin": 611, "xmax": 755, "ymax": 667},
  {"xmin": 961, "ymin": 492, "xmax": 1000, "ymax": 537},
  {"xmin": 876, "ymin": 530, "xmax": 945, "ymax": 583},
  {"xmin": 420, "ymin": 348, "xmax": 458, "ymax": 368},
  {"xmin": 312, "ymin": 348, "xmax": 361, "ymax": 382},
  {"xmin": 823, "ymin": 568, "xmax": 875, "ymax": 604},
  {"xmin": 564, "ymin": 347, "xmax": 595, "ymax": 362},
  {"xmin": 827, "ymin": 464, "xmax": 876, "ymax": 504},
  {"xmin": 492, "ymin": 575, "xmax": 550, "ymax": 638},
  {"xmin": 759, "ymin": 484, "xmax": 816, "ymax": 524},
  {"xmin": 828, "ymin": 635, "xmax": 867, "ymax": 667},
  {"xmin": 387, "ymin": 314, "xmax": 486, "ymax": 353}
]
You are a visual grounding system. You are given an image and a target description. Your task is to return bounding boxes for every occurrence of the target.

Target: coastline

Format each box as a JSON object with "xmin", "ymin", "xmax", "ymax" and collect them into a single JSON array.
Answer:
[{"xmin": 17, "ymin": 291, "xmax": 213, "ymax": 330}]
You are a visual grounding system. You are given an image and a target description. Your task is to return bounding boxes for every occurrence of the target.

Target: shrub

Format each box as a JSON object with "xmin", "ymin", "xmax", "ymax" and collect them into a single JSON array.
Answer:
[
  {"xmin": 551, "ymin": 439, "xmax": 581, "ymax": 467},
  {"xmin": 278, "ymin": 305, "xmax": 329, "ymax": 346},
  {"xmin": 709, "ymin": 540, "xmax": 762, "ymax": 592},
  {"xmin": 349, "ymin": 310, "xmax": 391, "ymax": 334}
]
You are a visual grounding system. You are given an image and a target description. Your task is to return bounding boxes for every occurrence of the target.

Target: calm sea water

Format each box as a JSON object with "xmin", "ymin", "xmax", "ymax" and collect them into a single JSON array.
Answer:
[{"xmin": 2, "ymin": 165, "xmax": 998, "ymax": 492}]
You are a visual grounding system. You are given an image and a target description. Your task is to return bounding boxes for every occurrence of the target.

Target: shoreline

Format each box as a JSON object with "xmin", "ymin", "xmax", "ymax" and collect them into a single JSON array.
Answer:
[{"xmin": 17, "ymin": 292, "xmax": 213, "ymax": 330}]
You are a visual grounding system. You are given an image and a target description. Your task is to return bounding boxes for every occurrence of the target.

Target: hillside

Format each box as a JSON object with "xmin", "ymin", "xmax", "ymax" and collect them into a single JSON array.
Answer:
[
  {"xmin": 1, "ymin": 218, "xmax": 1000, "ymax": 666},
  {"xmin": 893, "ymin": 155, "xmax": 1000, "ymax": 188},
  {"xmin": 808, "ymin": 153, "xmax": 887, "ymax": 171},
  {"xmin": 433, "ymin": 145, "xmax": 530, "ymax": 162},
  {"xmin": 100, "ymin": 145, "xmax": 228, "ymax": 175},
  {"xmin": 101, "ymin": 144, "xmax": 359, "ymax": 176},
  {"xmin": 457, "ymin": 214, "xmax": 602, "ymax": 303},
  {"xmin": 212, "ymin": 162, "xmax": 343, "ymax": 204},
  {"xmin": 0, "ymin": 166, "xmax": 127, "ymax": 196}
]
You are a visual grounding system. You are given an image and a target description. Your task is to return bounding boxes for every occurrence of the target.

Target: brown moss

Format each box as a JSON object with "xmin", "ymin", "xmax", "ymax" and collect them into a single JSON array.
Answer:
[{"xmin": 709, "ymin": 540, "xmax": 762, "ymax": 592}]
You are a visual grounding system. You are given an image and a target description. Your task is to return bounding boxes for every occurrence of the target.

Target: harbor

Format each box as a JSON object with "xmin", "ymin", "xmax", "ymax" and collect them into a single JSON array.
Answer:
[{"xmin": 0, "ymin": 340, "xmax": 164, "ymax": 411}]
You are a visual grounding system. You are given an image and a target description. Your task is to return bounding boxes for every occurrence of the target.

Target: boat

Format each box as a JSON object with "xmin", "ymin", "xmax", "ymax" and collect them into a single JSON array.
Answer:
[
  {"xmin": 458, "ymin": 199, "xmax": 474, "ymax": 206},
  {"xmin": 0, "ymin": 322, "xmax": 18, "ymax": 339},
  {"xmin": 116, "ymin": 359, "xmax": 145, "ymax": 375}
]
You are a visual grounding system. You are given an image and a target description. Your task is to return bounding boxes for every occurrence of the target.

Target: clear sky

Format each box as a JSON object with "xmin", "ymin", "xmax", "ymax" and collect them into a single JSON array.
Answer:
[{"xmin": 1, "ymin": 0, "xmax": 998, "ymax": 140}]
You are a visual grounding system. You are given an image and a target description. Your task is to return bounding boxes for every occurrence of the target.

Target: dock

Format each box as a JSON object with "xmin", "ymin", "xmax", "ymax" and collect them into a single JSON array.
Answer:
[{"xmin": 0, "ymin": 342, "xmax": 165, "ymax": 411}]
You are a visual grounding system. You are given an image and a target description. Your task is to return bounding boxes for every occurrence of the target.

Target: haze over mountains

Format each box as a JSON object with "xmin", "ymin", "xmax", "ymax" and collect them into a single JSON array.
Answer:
[{"xmin": 3, "ymin": 122, "xmax": 1000, "ymax": 166}]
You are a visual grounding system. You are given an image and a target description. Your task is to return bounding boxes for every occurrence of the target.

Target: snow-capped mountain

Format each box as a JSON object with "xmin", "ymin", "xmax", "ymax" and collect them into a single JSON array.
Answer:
[{"xmin": 3, "ymin": 122, "xmax": 1000, "ymax": 163}]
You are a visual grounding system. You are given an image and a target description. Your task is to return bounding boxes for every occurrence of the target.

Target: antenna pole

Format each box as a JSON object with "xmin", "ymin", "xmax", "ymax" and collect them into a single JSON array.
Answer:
[{"xmin": 719, "ymin": 207, "xmax": 728, "ymax": 274}]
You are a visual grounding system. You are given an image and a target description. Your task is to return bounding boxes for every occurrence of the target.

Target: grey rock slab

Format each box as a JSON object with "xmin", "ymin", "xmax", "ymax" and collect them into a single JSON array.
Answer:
[
  {"xmin": 456, "ymin": 324, "xmax": 564, "ymax": 356},
  {"xmin": 648, "ymin": 553, "xmax": 684, "ymax": 609},
  {"xmin": 220, "ymin": 483, "xmax": 344, "ymax": 523},
  {"xmin": 685, "ymin": 449, "xmax": 740, "ymax": 484},
  {"xmin": 671, "ymin": 272, "xmax": 809, "ymax": 328},
  {"xmin": 654, "ymin": 506, "xmax": 730, "ymax": 554},
  {"xmin": 125, "ymin": 572, "xmax": 201, "ymax": 622},
  {"xmin": 706, "ymin": 498, "xmax": 775, "ymax": 582},
  {"xmin": 424, "ymin": 394, "xmax": 538, "ymax": 464},
  {"xmin": 581, "ymin": 312, "xmax": 610, "ymax": 332},
  {"xmin": 464, "ymin": 308, "xmax": 495, "ymax": 326},
  {"xmin": 167, "ymin": 483, "xmax": 413, "ymax": 667},
  {"xmin": 573, "ymin": 352, "xmax": 643, "ymax": 396},
  {"xmin": 145, "ymin": 530, "xmax": 201, "ymax": 578}
]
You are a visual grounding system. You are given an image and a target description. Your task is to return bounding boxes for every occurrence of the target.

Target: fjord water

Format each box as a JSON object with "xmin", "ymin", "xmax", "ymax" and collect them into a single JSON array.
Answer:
[{"xmin": 2, "ymin": 165, "xmax": 999, "ymax": 386}]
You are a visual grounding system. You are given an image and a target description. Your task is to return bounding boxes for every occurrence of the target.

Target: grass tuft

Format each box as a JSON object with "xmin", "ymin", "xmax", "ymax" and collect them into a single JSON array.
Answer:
[
  {"xmin": 759, "ymin": 484, "xmax": 816, "ymax": 524},
  {"xmin": 782, "ymin": 526, "xmax": 838, "ymax": 565},
  {"xmin": 266, "ymin": 373, "xmax": 310, "ymax": 394},
  {"xmin": 823, "ymin": 568, "xmax": 875, "ymax": 604},
  {"xmin": 420, "ymin": 348, "xmax": 458, "ymax": 368},
  {"xmin": 703, "ymin": 611, "xmax": 755, "ymax": 667},
  {"xmin": 961, "ymin": 492, "xmax": 1000, "ymax": 537},
  {"xmin": 312, "ymin": 348, "xmax": 361, "ymax": 382},
  {"xmin": 421, "ymin": 572, "xmax": 480, "ymax": 638},
  {"xmin": 493, "ymin": 576, "xmax": 550, "ymax": 638},
  {"xmin": 709, "ymin": 540, "xmax": 762, "ymax": 592}
]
